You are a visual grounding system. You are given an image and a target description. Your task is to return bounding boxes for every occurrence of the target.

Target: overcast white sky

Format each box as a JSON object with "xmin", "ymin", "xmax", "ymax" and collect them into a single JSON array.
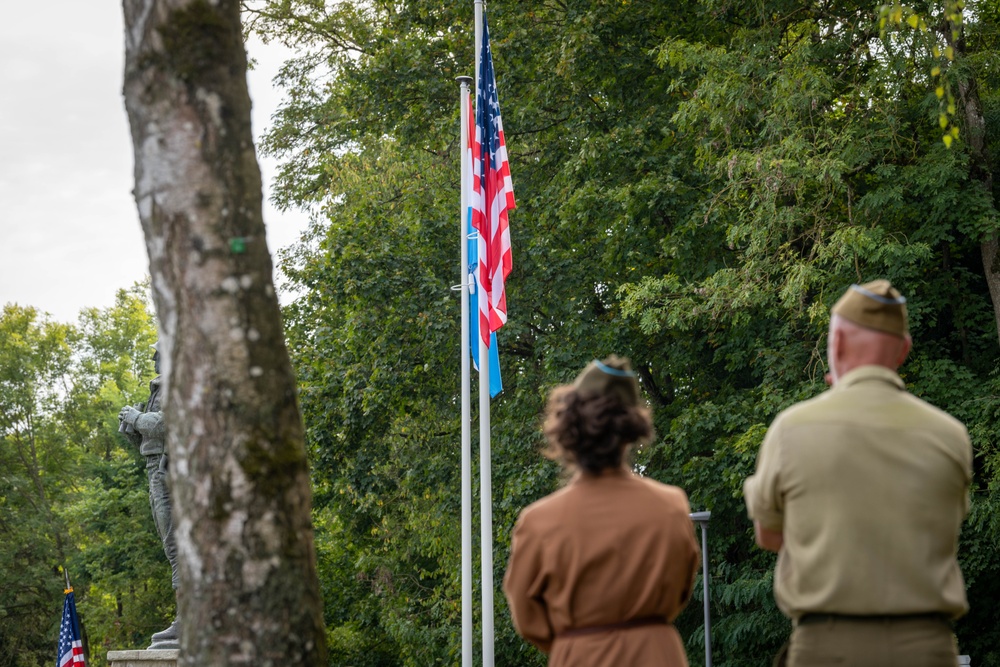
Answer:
[{"xmin": 0, "ymin": 3, "xmax": 309, "ymax": 324}]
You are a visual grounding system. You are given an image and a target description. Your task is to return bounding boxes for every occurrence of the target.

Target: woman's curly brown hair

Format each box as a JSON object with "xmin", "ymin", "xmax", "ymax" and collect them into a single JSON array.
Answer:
[{"xmin": 542, "ymin": 386, "xmax": 654, "ymax": 474}]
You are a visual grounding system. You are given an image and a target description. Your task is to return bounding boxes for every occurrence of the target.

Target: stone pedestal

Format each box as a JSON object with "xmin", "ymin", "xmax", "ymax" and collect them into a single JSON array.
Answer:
[{"xmin": 107, "ymin": 650, "xmax": 179, "ymax": 667}]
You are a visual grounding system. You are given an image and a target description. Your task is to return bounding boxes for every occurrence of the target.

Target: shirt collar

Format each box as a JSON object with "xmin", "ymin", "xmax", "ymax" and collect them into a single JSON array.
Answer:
[
  {"xmin": 836, "ymin": 365, "xmax": 905, "ymax": 391},
  {"xmin": 570, "ymin": 466, "xmax": 631, "ymax": 485}
]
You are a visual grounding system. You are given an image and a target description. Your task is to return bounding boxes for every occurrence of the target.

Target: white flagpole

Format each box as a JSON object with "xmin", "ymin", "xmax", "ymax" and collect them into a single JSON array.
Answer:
[
  {"xmin": 475, "ymin": 0, "xmax": 483, "ymax": 88},
  {"xmin": 457, "ymin": 75, "xmax": 474, "ymax": 667},
  {"xmin": 473, "ymin": 4, "xmax": 495, "ymax": 665},
  {"xmin": 472, "ymin": 4, "xmax": 498, "ymax": 665},
  {"xmin": 479, "ymin": 336, "xmax": 494, "ymax": 667}
]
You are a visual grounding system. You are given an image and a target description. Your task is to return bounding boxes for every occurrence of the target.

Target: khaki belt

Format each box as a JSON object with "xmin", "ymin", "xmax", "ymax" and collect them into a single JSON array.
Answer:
[
  {"xmin": 798, "ymin": 612, "xmax": 950, "ymax": 626},
  {"xmin": 557, "ymin": 616, "xmax": 668, "ymax": 639}
]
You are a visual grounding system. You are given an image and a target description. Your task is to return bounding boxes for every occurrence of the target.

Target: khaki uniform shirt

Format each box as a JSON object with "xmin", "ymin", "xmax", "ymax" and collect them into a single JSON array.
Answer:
[
  {"xmin": 503, "ymin": 469, "xmax": 699, "ymax": 666},
  {"xmin": 744, "ymin": 365, "xmax": 971, "ymax": 620}
]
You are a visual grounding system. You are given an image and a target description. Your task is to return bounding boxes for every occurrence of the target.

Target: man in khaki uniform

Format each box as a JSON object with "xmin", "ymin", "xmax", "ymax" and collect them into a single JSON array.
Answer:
[{"xmin": 744, "ymin": 280, "xmax": 971, "ymax": 666}]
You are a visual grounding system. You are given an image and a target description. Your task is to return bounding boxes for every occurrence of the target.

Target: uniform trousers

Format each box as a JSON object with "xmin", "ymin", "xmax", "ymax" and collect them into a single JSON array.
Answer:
[{"xmin": 787, "ymin": 614, "xmax": 958, "ymax": 667}]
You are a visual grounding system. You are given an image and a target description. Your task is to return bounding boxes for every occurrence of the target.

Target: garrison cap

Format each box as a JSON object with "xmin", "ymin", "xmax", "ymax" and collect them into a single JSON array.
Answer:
[
  {"xmin": 831, "ymin": 280, "xmax": 908, "ymax": 337},
  {"xmin": 573, "ymin": 355, "xmax": 641, "ymax": 407}
]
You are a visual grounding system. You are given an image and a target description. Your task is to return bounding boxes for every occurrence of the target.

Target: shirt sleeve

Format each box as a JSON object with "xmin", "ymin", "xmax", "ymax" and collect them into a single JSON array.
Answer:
[
  {"xmin": 502, "ymin": 511, "xmax": 553, "ymax": 654},
  {"xmin": 961, "ymin": 426, "xmax": 973, "ymax": 518},
  {"xmin": 743, "ymin": 418, "xmax": 785, "ymax": 532}
]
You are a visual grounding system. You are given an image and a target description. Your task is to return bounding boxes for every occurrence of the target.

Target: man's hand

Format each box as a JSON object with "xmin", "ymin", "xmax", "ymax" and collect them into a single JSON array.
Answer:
[{"xmin": 754, "ymin": 520, "xmax": 784, "ymax": 552}]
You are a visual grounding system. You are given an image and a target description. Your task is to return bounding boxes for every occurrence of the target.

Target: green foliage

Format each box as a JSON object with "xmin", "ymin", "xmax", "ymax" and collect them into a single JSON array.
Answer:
[
  {"xmin": 1, "ymin": 4, "xmax": 997, "ymax": 665},
  {"xmin": 0, "ymin": 304, "xmax": 77, "ymax": 667},
  {"xmin": 64, "ymin": 288, "xmax": 170, "ymax": 663},
  {"xmin": 4, "ymin": 2, "xmax": 1000, "ymax": 663},
  {"xmin": 878, "ymin": 0, "xmax": 968, "ymax": 145},
  {"xmin": 0, "ymin": 288, "xmax": 167, "ymax": 667},
  {"xmin": 246, "ymin": 0, "xmax": 1000, "ymax": 664}
]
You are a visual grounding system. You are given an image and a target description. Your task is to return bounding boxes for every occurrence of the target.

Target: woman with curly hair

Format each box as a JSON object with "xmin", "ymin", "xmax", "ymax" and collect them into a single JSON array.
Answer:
[{"xmin": 503, "ymin": 356, "xmax": 699, "ymax": 667}]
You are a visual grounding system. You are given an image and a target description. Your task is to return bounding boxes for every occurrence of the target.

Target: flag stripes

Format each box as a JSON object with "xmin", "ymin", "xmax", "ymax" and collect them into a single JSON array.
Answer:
[
  {"xmin": 466, "ymin": 97, "xmax": 503, "ymax": 397},
  {"xmin": 471, "ymin": 12, "xmax": 515, "ymax": 346},
  {"xmin": 58, "ymin": 591, "xmax": 86, "ymax": 667}
]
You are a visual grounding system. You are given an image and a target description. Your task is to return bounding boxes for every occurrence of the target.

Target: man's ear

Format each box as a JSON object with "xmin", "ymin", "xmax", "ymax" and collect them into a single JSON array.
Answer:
[
  {"xmin": 831, "ymin": 326, "xmax": 845, "ymax": 361},
  {"xmin": 896, "ymin": 334, "xmax": 912, "ymax": 367}
]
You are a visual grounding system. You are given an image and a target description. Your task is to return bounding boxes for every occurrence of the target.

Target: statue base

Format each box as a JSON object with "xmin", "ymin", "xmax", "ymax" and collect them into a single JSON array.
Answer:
[{"xmin": 107, "ymin": 650, "xmax": 179, "ymax": 667}]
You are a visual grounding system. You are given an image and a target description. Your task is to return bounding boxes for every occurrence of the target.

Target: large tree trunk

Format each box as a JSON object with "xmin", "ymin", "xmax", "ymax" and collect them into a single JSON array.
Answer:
[
  {"xmin": 121, "ymin": 1, "xmax": 326, "ymax": 665},
  {"xmin": 963, "ymin": 76, "xmax": 1000, "ymax": 343},
  {"xmin": 949, "ymin": 27, "xmax": 1000, "ymax": 344}
]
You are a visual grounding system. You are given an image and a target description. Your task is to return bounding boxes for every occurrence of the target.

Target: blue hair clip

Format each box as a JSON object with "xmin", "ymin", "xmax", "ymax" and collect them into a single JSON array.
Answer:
[{"xmin": 594, "ymin": 360, "xmax": 637, "ymax": 377}]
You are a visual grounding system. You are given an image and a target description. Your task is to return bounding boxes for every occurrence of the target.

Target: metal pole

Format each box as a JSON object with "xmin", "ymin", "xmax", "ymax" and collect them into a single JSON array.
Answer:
[
  {"xmin": 479, "ymin": 335, "xmax": 494, "ymax": 667},
  {"xmin": 457, "ymin": 75, "xmax": 474, "ymax": 667},
  {"xmin": 472, "ymin": 3, "xmax": 494, "ymax": 666},
  {"xmin": 475, "ymin": 0, "xmax": 483, "ymax": 97},
  {"xmin": 474, "ymin": 0, "xmax": 494, "ymax": 667},
  {"xmin": 690, "ymin": 511, "xmax": 712, "ymax": 667}
]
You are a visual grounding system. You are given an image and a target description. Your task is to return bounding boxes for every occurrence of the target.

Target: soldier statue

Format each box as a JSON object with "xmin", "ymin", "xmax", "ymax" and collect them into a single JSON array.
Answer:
[{"xmin": 119, "ymin": 341, "xmax": 179, "ymax": 650}]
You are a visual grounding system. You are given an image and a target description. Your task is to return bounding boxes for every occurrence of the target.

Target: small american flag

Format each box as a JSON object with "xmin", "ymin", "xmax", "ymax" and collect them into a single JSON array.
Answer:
[
  {"xmin": 471, "ymin": 10, "xmax": 515, "ymax": 346},
  {"xmin": 57, "ymin": 590, "xmax": 86, "ymax": 667}
]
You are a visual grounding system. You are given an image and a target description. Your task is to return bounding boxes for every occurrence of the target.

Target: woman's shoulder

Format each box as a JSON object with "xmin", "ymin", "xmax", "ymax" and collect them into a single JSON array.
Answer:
[
  {"xmin": 515, "ymin": 484, "xmax": 575, "ymax": 524},
  {"xmin": 512, "ymin": 487, "xmax": 588, "ymax": 541},
  {"xmin": 633, "ymin": 475, "xmax": 692, "ymax": 510}
]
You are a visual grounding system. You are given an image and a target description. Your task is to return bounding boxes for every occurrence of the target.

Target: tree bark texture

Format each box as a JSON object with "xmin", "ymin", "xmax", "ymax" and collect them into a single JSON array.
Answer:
[
  {"xmin": 949, "ymin": 29, "xmax": 1000, "ymax": 344},
  {"xmin": 962, "ymin": 77, "xmax": 1000, "ymax": 344},
  {"xmin": 969, "ymin": 90, "xmax": 1000, "ymax": 345},
  {"xmin": 121, "ymin": 1, "xmax": 326, "ymax": 665}
]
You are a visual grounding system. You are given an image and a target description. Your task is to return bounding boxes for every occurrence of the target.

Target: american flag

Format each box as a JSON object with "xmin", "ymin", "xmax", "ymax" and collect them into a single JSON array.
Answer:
[
  {"xmin": 57, "ymin": 590, "xmax": 86, "ymax": 667},
  {"xmin": 471, "ymin": 11, "xmax": 515, "ymax": 346}
]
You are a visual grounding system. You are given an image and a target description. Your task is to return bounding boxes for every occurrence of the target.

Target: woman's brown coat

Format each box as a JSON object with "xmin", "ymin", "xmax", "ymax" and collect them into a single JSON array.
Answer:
[{"xmin": 503, "ymin": 469, "xmax": 699, "ymax": 667}]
